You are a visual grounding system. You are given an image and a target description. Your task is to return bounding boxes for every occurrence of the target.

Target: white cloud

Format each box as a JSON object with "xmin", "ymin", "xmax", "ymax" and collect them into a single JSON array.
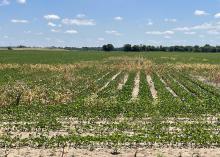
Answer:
[
  {"xmin": 114, "ymin": 16, "xmax": 123, "ymax": 21},
  {"xmin": 97, "ymin": 37, "xmax": 105, "ymax": 41},
  {"xmin": 44, "ymin": 14, "xmax": 60, "ymax": 20},
  {"xmin": 174, "ymin": 23, "xmax": 220, "ymax": 31},
  {"xmin": 65, "ymin": 30, "xmax": 78, "ymax": 34},
  {"xmin": 164, "ymin": 18, "xmax": 177, "ymax": 22},
  {"xmin": 11, "ymin": 19, "xmax": 29, "ymax": 23},
  {"xmin": 147, "ymin": 21, "xmax": 153, "ymax": 26},
  {"xmin": 17, "ymin": 0, "xmax": 26, "ymax": 4},
  {"xmin": 147, "ymin": 40, "xmax": 160, "ymax": 45},
  {"xmin": 51, "ymin": 29, "xmax": 60, "ymax": 33},
  {"xmin": 174, "ymin": 27, "xmax": 190, "ymax": 31},
  {"xmin": 76, "ymin": 14, "xmax": 86, "ymax": 18},
  {"xmin": 24, "ymin": 30, "xmax": 31, "ymax": 34},
  {"xmin": 62, "ymin": 18, "xmax": 96, "ymax": 26},
  {"xmin": 192, "ymin": 23, "xmax": 213, "ymax": 30},
  {"xmin": 0, "ymin": 0, "xmax": 10, "ymax": 6},
  {"xmin": 214, "ymin": 13, "xmax": 220, "ymax": 18},
  {"xmin": 48, "ymin": 22, "xmax": 56, "ymax": 27},
  {"xmin": 194, "ymin": 10, "xmax": 209, "ymax": 16},
  {"xmin": 3, "ymin": 35, "xmax": 8, "ymax": 38},
  {"xmin": 146, "ymin": 30, "xmax": 174, "ymax": 35},
  {"xmin": 199, "ymin": 35, "xmax": 205, "ymax": 38},
  {"xmin": 147, "ymin": 19, "xmax": 153, "ymax": 26},
  {"xmin": 207, "ymin": 30, "xmax": 220, "ymax": 35},
  {"xmin": 45, "ymin": 37, "xmax": 51, "ymax": 41},
  {"xmin": 97, "ymin": 37, "xmax": 105, "ymax": 42},
  {"xmin": 164, "ymin": 36, "xmax": 171, "ymax": 39},
  {"xmin": 184, "ymin": 32, "xmax": 196, "ymax": 35},
  {"xmin": 57, "ymin": 40, "xmax": 65, "ymax": 43},
  {"xmin": 35, "ymin": 32, "xmax": 43, "ymax": 36},
  {"xmin": 105, "ymin": 30, "xmax": 122, "ymax": 36}
]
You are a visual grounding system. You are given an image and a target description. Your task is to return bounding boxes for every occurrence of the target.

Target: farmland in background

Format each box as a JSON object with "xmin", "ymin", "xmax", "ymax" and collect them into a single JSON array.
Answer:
[{"xmin": 0, "ymin": 50, "xmax": 220, "ymax": 156}]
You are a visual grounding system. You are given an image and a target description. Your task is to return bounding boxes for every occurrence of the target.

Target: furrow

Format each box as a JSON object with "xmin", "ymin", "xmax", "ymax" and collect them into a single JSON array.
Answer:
[
  {"xmin": 159, "ymin": 76, "xmax": 178, "ymax": 97},
  {"xmin": 131, "ymin": 72, "xmax": 140, "ymax": 99},
  {"xmin": 146, "ymin": 74, "xmax": 158, "ymax": 100},
  {"xmin": 98, "ymin": 71, "xmax": 121, "ymax": 92},
  {"xmin": 118, "ymin": 74, "xmax": 129, "ymax": 90}
]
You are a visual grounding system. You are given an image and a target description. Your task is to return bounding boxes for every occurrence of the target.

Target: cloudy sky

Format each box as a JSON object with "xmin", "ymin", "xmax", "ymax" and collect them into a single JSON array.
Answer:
[{"xmin": 1, "ymin": 0, "xmax": 220, "ymax": 47}]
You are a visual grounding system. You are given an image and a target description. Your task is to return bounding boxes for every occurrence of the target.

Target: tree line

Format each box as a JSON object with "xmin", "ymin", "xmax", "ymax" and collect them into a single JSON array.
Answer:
[
  {"xmin": 3, "ymin": 44, "xmax": 220, "ymax": 53},
  {"xmin": 102, "ymin": 44, "xmax": 220, "ymax": 52}
]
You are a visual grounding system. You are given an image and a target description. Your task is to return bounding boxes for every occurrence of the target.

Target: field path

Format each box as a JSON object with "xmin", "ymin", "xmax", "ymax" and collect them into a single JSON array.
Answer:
[
  {"xmin": 146, "ymin": 75, "xmax": 158, "ymax": 100},
  {"xmin": 98, "ymin": 71, "xmax": 121, "ymax": 92},
  {"xmin": 131, "ymin": 72, "xmax": 140, "ymax": 99},
  {"xmin": 159, "ymin": 76, "xmax": 178, "ymax": 97},
  {"xmin": 172, "ymin": 77, "xmax": 190, "ymax": 93},
  {"xmin": 118, "ymin": 74, "xmax": 129, "ymax": 90},
  {"xmin": 97, "ymin": 72, "xmax": 110, "ymax": 81}
]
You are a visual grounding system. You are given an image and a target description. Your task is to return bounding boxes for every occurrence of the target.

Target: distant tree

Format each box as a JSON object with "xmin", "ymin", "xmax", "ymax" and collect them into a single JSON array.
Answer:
[
  {"xmin": 147, "ymin": 45, "xmax": 156, "ymax": 51},
  {"xmin": 146, "ymin": 46, "xmax": 151, "ymax": 51},
  {"xmin": 8, "ymin": 47, "xmax": 13, "ymax": 50},
  {"xmin": 82, "ymin": 47, "xmax": 89, "ymax": 51},
  {"xmin": 123, "ymin": 44, "xmax": 132, "ymax": 51},
  {"xmin": 193, "ymin": 45, "xmax": 200, "ymax": 52},
  {"xmin": 59, "ymin": 44, "xmax": 220, "ymax": 53},
  {"xmin": 102, "ymin": 45, "xmax": 107, "ymax": 51},
  {"xmin": 132, "ymin": 45, "xmax": 140, "ymax": 51},
  {"xmin": 216, "ymin": 46, "xmax": 220, "ymax": 52},
  {"xmin": 184, "ymin": 46, "xmax": 193, "ymax": 52},
  {"xmin": 102, "ymin": 44, "xmax": 114, "ymax": 51},
  {"xmin": 140, "ymin": 45, "xmax": 147, "ymax": 51},
  {"xmin": 159, "ymin": 45, "xmax": 166, "ymax": 51},
  {"xmin": 17, "ymin": 45, "xmax": 26, "ymax": 48},
  {"xmin": 169, "ymin": 46, "xmax": 175, "ymax": 52},
  {"xmin": 201, "ymin": 44, "xmax": 212, "ymax": 52}
]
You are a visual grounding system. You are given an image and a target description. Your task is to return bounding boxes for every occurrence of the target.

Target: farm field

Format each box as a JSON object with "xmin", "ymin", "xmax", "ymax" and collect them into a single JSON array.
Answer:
[{"xmin": 0, "ymin": 50, "xmax": 220, "ymax": 157}]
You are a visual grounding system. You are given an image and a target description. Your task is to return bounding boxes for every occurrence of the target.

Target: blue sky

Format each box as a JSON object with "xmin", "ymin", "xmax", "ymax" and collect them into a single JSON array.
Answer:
[{"xmin": 1, "ymin": 0, "xmax": 220, "ymax": 47}]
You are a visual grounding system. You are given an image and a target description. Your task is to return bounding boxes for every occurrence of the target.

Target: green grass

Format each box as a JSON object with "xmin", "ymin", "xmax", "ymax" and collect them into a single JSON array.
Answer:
[
  {"xmin": 0, "ymin": 50, "xmax": 109, "ymax": 64},
  {"xmin": 0, "ymin": 50, "xmax": 220, "ymax": 64}
]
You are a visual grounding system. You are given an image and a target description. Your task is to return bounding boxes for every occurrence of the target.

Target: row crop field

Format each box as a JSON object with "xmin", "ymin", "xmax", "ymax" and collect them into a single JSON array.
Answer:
[{"xmin": 0, "ymin": 50, "xmax": 220, "ymax": 156}]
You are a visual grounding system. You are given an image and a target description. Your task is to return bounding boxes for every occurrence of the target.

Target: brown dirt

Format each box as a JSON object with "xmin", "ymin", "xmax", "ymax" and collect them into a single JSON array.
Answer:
[
  {"xmin": 118, "ymin": 74, "xmax": 129, "ymax": 90},
  {"xmin": 146, "ymin": 75, "xmax": 158, "ymax": 100},
  {"xmin": 132, "ymin": 72, "xmax": 140, "ymax": 99}
]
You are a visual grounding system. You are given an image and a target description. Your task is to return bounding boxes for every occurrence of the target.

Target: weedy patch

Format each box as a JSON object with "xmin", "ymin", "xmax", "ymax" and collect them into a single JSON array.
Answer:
[{"xmin": 0, "ymin": 53, "xmax": 220, "ymax": 156}]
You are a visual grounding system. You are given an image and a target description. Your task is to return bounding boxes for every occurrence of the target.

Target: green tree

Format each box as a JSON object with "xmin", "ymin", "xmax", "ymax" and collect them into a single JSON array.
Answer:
[
  {"xmin": 140, "ymin": 45, "xmax": 147, "ymax": 51},
  {"xmin": 193, "ymin": 45, "xmax": 200, "ymax": 52},
  {"xmin": 132, "ymin": 45, "xmax": 140, "ymax": 51},
  {"xmin": 8, "ymin": 47, "xmax": 13, "ymax": 50},
  {"xmin": 123, "ymin": 44, "xmax": 132, "ymax": 51},
  {"xmin": 102, "ymin": 44, "xmax": 114, "ymax": 51}
]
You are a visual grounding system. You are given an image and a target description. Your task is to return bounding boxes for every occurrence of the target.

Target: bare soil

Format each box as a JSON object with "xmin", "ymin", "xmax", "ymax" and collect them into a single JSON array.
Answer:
[
  {"xmin": 1, "ymin": 148, "xmax": 220, "ymax": 157},
  {"xmin": 146, "ymin": 75, "xmax": 158, "ymax": 100},
  {"xmin": 132, "ymin": 72, "xmax": 140, "ymax": 99}
]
